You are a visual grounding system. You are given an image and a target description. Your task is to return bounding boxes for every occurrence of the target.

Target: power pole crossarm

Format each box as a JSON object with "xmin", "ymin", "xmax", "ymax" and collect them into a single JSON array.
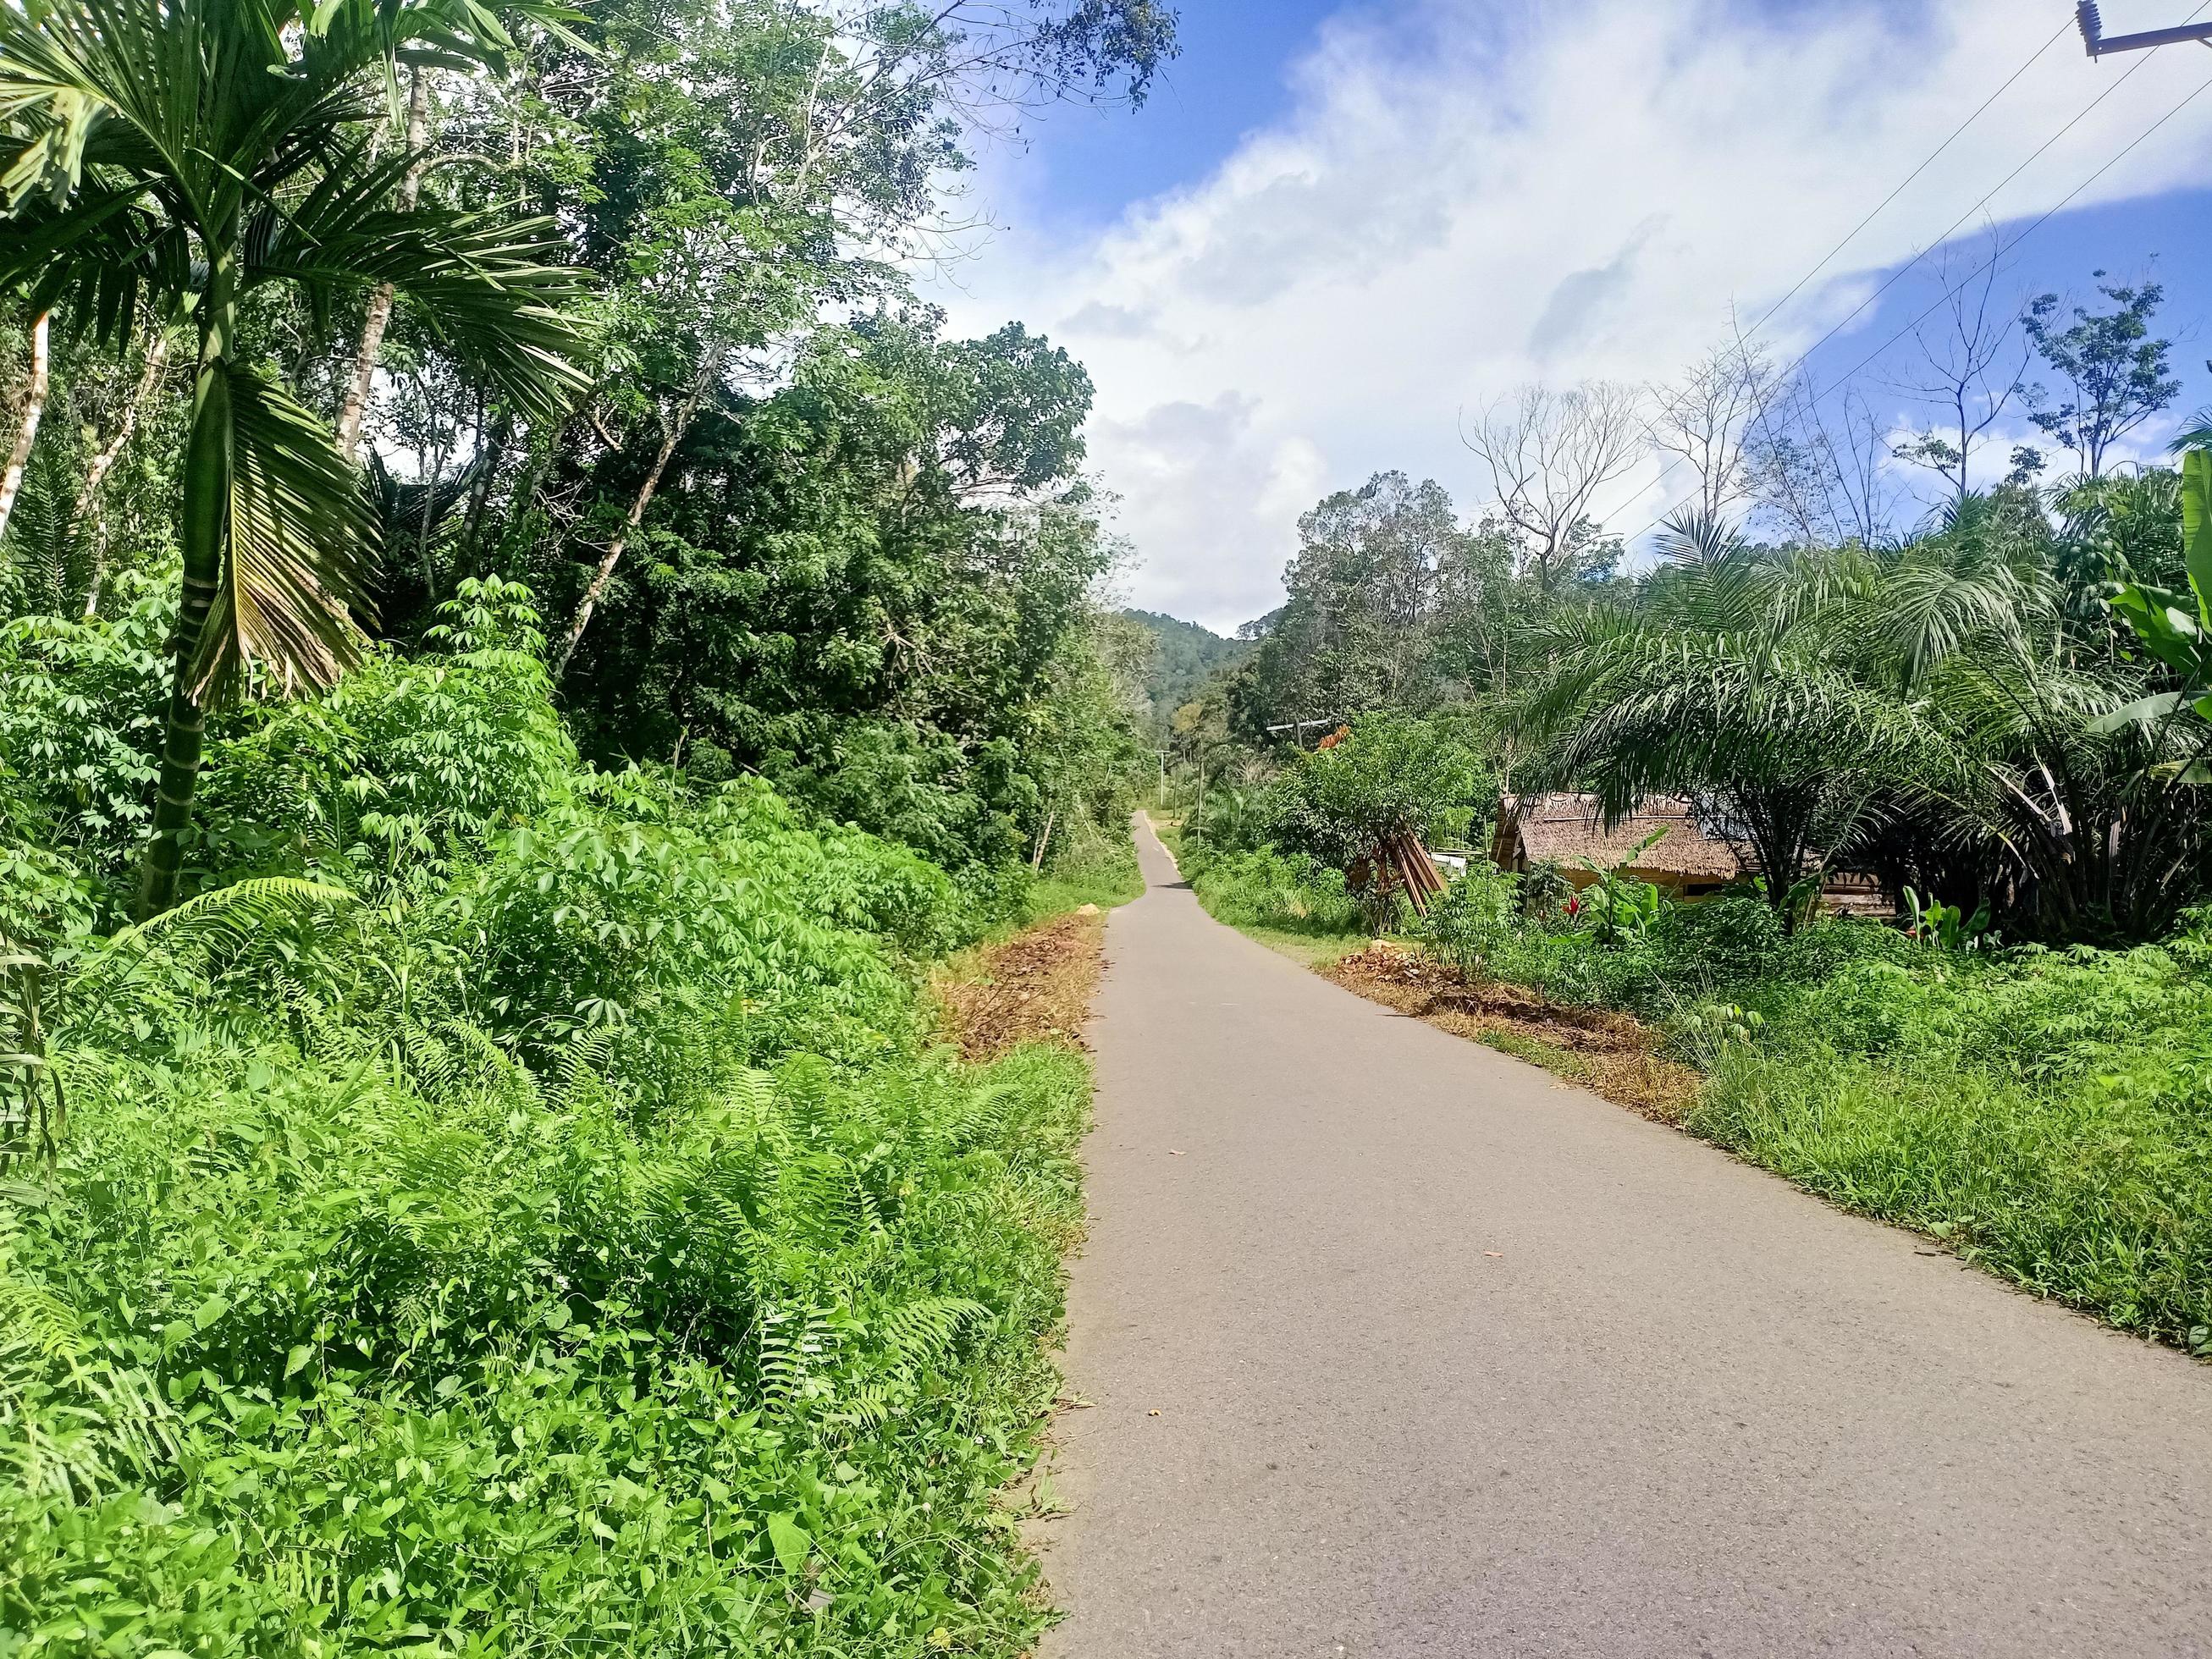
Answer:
[{"xmin": 2077, "ymin": 3, "xmax": 2212, "ymax": 58}]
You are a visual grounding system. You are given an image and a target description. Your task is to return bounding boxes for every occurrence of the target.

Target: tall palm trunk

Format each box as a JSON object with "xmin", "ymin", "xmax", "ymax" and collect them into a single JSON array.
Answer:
[
  {"xmin": 136, "ymin": 273, "xmax": 233, "ymax": 919},
  {"xmin": 0, "ymin": 309, "xmax": 52, "ymax": 543}
]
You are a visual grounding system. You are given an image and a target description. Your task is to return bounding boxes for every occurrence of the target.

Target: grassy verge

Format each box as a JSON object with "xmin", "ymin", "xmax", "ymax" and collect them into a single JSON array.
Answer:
[
  {"xmin": 1178, "ymin": 845, "xmax": 1371, "ymax": 962},
  {"xmin": 1177, "ymin": 843, "xmax": 2212, "ymax": 1356},
  {"xmin": 1432, "ymin": 887, "xmax": 2212, "ymax": 1354},
  {"xmin": 1019, "ymin": 835, "xmax": 1144, "ymax": 926},
  {"xmin": 1326, "ymin": 943, "xmax": 1701, "ymax": 1122},
  {"xmin": 1688, "ymin": 1038, "xmax": 2212, "ymax": 1353}
]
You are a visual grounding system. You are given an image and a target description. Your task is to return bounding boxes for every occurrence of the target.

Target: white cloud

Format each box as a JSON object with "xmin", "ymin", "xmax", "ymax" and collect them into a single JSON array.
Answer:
[{"xmin": 926, "ymin": 0, "xmax": 2212, "ymax": 631}]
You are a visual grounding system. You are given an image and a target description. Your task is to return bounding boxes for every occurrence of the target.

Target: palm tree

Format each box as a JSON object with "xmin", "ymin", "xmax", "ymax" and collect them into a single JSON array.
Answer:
[
  {"xmin": 0, "ymin": 0, "xmax": 590, "ymax": 915},
  {"xmin": 1520, "ymin": 492, "xmax": 2212, "ymax": 938}
]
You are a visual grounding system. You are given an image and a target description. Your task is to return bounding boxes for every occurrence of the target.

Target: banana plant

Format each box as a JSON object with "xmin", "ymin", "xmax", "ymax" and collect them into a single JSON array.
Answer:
[
  {"xmin": 2091, "ymin": 444, "xmax": 2212, "ymax": 781},
  {"xmin": 1903, "ymin": 885, "xmax": 1990, "ymax": 951},
  {"xmin": 0, "ymin": 0, "xmax": 592, "ymax": 916},
  {"xmin": 1576, "ymin": 826, "xmax": 1668, "ymax": 946}
]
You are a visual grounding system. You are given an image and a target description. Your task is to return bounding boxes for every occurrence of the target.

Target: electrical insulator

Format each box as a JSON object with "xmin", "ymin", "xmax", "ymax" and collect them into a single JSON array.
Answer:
[{"xmin": 2077, "ymin": 1, "xmax": 2104, "ymax": 54}]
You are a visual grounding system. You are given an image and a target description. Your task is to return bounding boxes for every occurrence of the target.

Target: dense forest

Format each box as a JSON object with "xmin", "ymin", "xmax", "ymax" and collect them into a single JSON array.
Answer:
[
  {"xmin": 0, "ymin": 0, "xmax": 1172, "ymax": 1649},
  {"xmin": 1118, "ymin": 608, "xmax": 1249, "ymax": 737}
]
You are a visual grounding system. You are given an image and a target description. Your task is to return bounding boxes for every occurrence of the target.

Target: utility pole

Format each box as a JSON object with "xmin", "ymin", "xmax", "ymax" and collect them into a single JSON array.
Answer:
[
  {"xmin": 1155, "ymin": 748, "xmax": 1170, "ymax": 807},
  {"xmin": 2077, "ymin": 3, "xmax": 2212, "ymax": 57}
]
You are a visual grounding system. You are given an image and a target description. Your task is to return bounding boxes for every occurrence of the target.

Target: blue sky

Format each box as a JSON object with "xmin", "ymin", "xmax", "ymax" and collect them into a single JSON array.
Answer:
[{"xmin": 931, "ymin": 1, "xmax": 2212, "ymax": 631}]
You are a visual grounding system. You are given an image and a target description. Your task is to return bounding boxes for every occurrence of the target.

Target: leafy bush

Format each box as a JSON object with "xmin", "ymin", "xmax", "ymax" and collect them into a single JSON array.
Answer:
[
  {"xmin": 0, "ymin": 578, "xmax": 1104, "ymax": 1655},
  {"xmin": 1265, "ymin": 714, "xmax": 1491, "ymax": 871},
  {"xmin": 1415, "ymin": 862, "xmax": 1520, "ymax": 978},
  {"xmin": 2, "ymin": 1016, "xmax": 1089, "ymax": 1652},
  {"xmin": 1186, "ymin": 847, "xmax": 1362, "ymax": 936}
]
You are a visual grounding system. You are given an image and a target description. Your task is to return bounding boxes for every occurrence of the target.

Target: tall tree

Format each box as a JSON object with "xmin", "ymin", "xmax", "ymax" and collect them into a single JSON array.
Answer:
[
  {"xmin": 2022, "ymin": 273, "xmax": 2180, "ymax": 480},
  {"xmin": 1235, "ymin": 471, "xmax": 1468, "ymax": 731},
  {"xmin": 532, "ymin": 0, "xmax": 1177, "ymax": 676},
  {"xmin": 554, "ymin": 309, "xmax": 1112, "ymax": 868},
  {"xmin": 1464, "ymin": 382, "xmax": 1643, "ymax": 594},
  {"xmin": 0, "ymin": 0, "xmax": 590, "ymax": 915}
]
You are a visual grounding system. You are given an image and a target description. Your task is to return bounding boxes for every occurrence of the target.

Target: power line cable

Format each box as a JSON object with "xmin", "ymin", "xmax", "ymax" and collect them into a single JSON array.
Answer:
[
  {"xmin": 1739, "ymin": 13, "xmax": 2074, "ymax": 340},
  {"xmin": 1586, "ymin": 11, "xmax": 2136, "ymax": 531},
  {"xmin": 1619, "ymin": 61, "xmax": 2212, "ymax": 544},
  {"xmin": 1607, "ymin": 5, "xmax": 2209, "ymax": 538}
]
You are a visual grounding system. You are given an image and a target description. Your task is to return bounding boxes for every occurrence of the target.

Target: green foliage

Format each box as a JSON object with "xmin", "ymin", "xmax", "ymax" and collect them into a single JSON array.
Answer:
[
  {"xmin": 1, "ymin": 1022, "xmax": 1091, "ymax": 1651},
  {"xmin": 1122, "ymin": 609, "xmax": 1250, "ymax": 734},
  {"xmin": 2022, "ymin": 276, "xmax": 2182, "ymax": 479},
  {"xmin": 1265, "ymin": 714, "xmax": 1492, "ymax": 872},
  {"xmin": 1022, "ymin": 830, "xmax": 1143, "ymax": 923},
  {"xmin": 1185, "ymin": 847, "xmax": 1363, "ymax": 939},
  {"xmin": 1232, "ymin": 471, "xmax": 1505, "ymax": 731},
  {"xmin": 554, "ymin": 317, "xmax": 1144, "ymax": 873},
  {"xmin": 1407, "ymin": 847, "xmax": 2212, "ymax": 1354},
  {"xmin": 1415, "ymin": 862, "xmax": 1520, "ymax": 978},
  {"xmin": 1692, "ymin": 934, "xmax": 2212, "ymax": 1350},
  {"xmin": 1578, "ymin": 831, "xmax": 1665, "ymax": 947},
  {"xmin": 1186, "ymin": 784, "xmax": 1272, "ymax": 857},
  {"xmin": 0, "ymin": 573, "xmax": 1109, "ymax": 1653},
  {"xmin": 1902, "ymin": 885, "xmax": 1992, "ymax": 951}
]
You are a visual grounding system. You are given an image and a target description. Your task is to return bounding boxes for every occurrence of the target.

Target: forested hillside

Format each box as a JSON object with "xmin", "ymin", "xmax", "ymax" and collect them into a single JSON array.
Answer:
[
  {"xmin": 1120, "ymin": 609, "xmax": 1251, "ymax": 733},
  {"xmin": 0, "ymin": 0, "xmax": 1172, "ymax": 1649}
]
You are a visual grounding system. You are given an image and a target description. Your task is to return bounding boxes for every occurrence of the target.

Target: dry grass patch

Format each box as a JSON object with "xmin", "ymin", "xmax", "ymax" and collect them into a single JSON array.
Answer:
[
  {"xmin": 1327, "ymin": 943, "xmax": 1702, "ymax": 1123},
  {"xmin": 934, "ymin": 907, "xmax": 1109, "ymax": 1060}
]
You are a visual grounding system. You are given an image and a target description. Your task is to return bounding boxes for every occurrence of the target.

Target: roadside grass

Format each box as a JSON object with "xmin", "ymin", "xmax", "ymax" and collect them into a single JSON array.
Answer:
[
  {"xmin": 1020, "ymin": 835, "xmax": 1144, "ymax": 924},
  {"xmin": 1175, "ymin": 841, "xmax": 2212, "ymax": 1356},
  {"xmin": 1234, "ymin": 924, "xmax": 1370, "ymax": 969},
  {"xmin": 1691, "ymin": 1041, "xmax": 2212, "ymax": 1353}
]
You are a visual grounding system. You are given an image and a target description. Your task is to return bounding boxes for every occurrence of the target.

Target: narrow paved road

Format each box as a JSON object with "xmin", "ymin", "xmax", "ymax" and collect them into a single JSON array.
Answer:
[{"xmin": 1040, "ymin": 815, "xmax": 2212, "ymax": 1657}]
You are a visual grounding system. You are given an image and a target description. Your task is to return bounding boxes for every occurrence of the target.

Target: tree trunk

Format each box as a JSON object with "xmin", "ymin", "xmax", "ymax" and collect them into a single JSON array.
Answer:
[
  {"xmin": 0, "ymin": 310, "xmax": 52, "ymax": 544},
  {"xmin": 79, "ymin": 331, "xmax": 170, "ymax": 616},
  {"xmin": 334, "ymin": 70, "xmax": 431, "ymax": 465},
  {"xmin": 416, "ymin": 418, "xmax": 455, "ymax": 603},
  {"xmin": 136, "ymin": 265, "xmax": 234, "ymax": 920},
  {"xmin": 457, "ymin": 405, "xmax": 510, "ymax": 570},
  {"xmin": 550, "ymin": 350, "xmax": 722, "ymax": 681}
]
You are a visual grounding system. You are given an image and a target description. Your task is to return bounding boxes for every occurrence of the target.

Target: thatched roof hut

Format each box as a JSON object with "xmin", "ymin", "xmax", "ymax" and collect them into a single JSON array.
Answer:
[
  {"xmin": 1490, "ymin": 793, "xmax": 1740, "ymax": 896},
  {"xmin": 1489, "ymin": 792, "xmax": 1896, "ymax": 917}
]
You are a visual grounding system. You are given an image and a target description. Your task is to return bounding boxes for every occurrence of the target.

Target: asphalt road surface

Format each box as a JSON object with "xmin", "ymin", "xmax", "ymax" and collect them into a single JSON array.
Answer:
[{"xmin": 1040, "ymin": 813, "xmax": 2212, "ymax": 1657}]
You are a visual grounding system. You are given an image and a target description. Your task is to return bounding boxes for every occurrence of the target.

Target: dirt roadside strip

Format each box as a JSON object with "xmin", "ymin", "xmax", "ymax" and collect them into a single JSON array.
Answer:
[
  {"xmin": 934, "ymin": 906, "xmax": 1108, "ymax": 1061},
  {"xmin": 1038, "ymin": 811, "xmax": 2212, "ymax": 1658}
]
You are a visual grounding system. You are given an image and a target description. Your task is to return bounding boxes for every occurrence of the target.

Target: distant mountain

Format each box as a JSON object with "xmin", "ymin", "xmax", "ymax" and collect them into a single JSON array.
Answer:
[{"xmin": 1122, "ymin": 609, "xmax": 1253, "ymax": 723}]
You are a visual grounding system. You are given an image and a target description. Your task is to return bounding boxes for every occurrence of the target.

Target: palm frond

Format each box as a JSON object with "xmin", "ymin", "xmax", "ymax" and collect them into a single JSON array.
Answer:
[
  {"xmin": 190, "ymin": 362, "xmax": 378, "ymax": 701},
  {"xmin": 101, "ymin": 875, "xmax": 355, "ymax": 965},
  {"xmin": 251, "ymin": 184, "xmax": 591, "ymax": 422}
]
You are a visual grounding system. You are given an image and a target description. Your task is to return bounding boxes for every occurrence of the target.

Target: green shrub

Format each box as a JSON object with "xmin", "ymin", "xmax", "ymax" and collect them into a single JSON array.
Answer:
[
  {"xmin": 1266, "ymin": 714, "xmax": 1491, "ymax": 871},
  {"xmin": 1187, "ymin": 847, "xmax": 1362, "ymax": 936},
  {"xmin": 2, "ymin": 1020, "xmax": 1089, "ymax": 1652},
  {"xmin": 0, "ymin": 576, "xmax": 1104, "ymax": 1655}
]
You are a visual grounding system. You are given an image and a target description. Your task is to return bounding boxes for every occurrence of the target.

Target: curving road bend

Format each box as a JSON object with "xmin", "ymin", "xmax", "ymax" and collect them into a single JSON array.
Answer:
[{"xmin": 1040, "ymin": 813, "xmax": 2212, "ymax": 1657}]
